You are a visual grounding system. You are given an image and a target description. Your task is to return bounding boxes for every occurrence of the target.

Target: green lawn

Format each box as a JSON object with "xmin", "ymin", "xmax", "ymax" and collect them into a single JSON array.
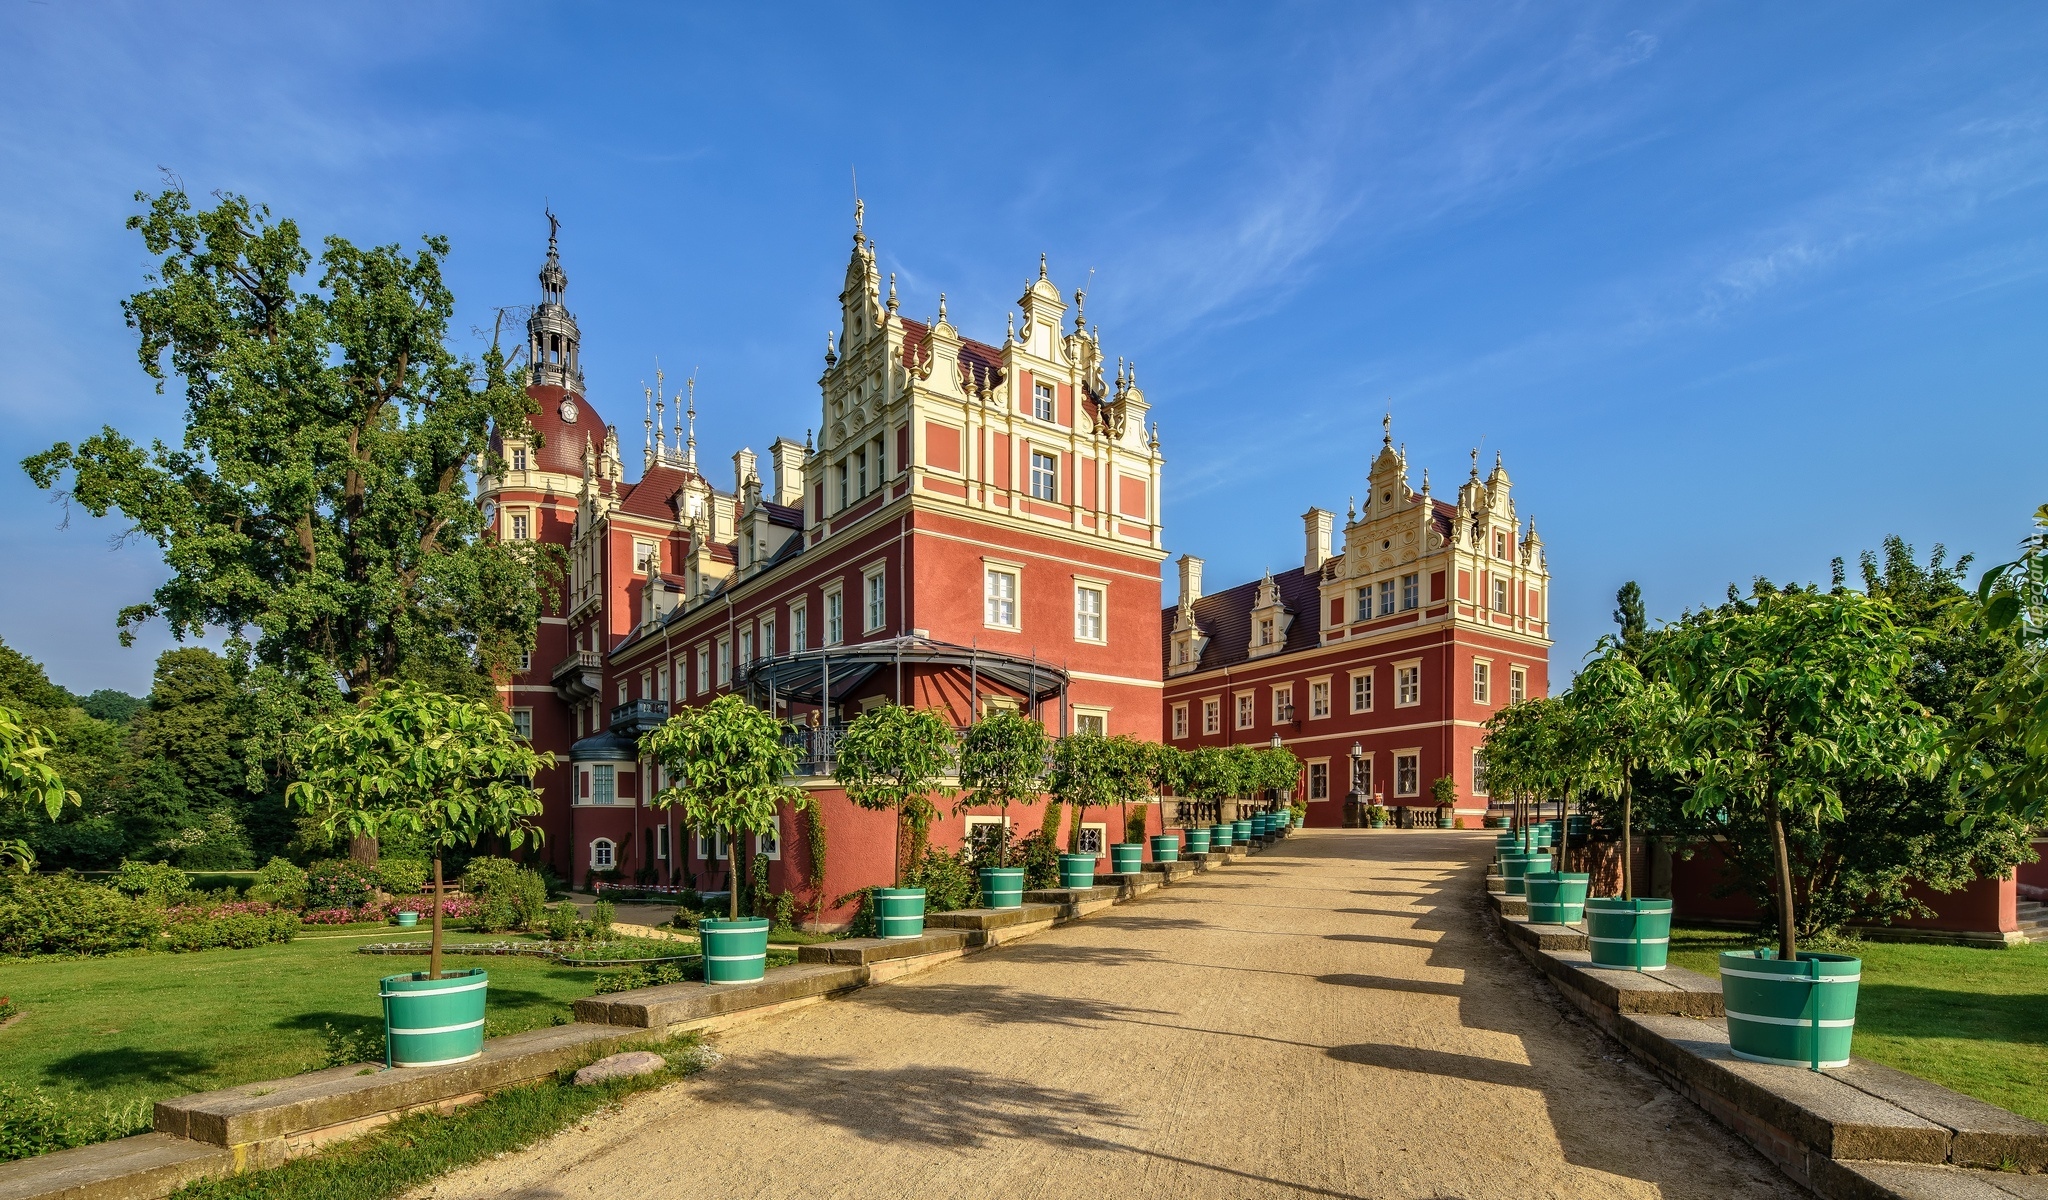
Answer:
[
  {"xmin": 0, "ymin": 933, "xmax": 603, "ymax": 1131},
  {"xmin": 1669, "ymin": 926, "xmax": 2048, "ymax": 1123}
]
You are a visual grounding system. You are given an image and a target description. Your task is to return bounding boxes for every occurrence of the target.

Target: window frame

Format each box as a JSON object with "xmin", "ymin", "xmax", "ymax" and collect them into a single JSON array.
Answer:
[
  {"xmin": 1171, "ymin": 702, "xmax": 1189, "ymax": 740},
  {"xmin": 716, "ymin": 637, "xmax": 733, "ymax": 687},
  {"xmin": 1401, "ymin": 572, "xmax": 1419, "ymax": 611},
  {"xmin": 1350, "ymin": 668, "xmax": 1374, "ymax": 714},
  {"xmin": 1073, "ymin": 581, "xmax": 1106, "ymax": 644},
  {"xmin": 1394, "ymin": 750, "xmax": 1421, "ymax": 797},
  {"xmin": 1395, "ymin": 660, "xmax": 1422, "ymax": 708},
  {"xmin": 592, "ymin": 764, "xmax": 617, "ymax": 806},
  {"xmin": 756, "ymin": 814, "xmax": 782, "ymax": 861},
  {"xmin": 1202, "ymin": 696, "xmax": 1221, "ymax": 735},
  {"xmin": 511, "ymin": 707, "xmax": 533, "ymax": 740},
  {"xmin": 984, "ymin": 563, "xmax": 1021, "ymax": 631},
  {"xmin": 1075, "ymin": 822, "xmax": 1108, "ymax": 858},
  {"xmin": 1509, "ymin": 665, "xmax": 1528, "ymax": 705},
  {"xmin": 1378, "ymin": 579, "xmax": 1396, "ymax": 617},
  {"xmin": 1309, "ymin": 677, "xmax": 1331, "ymax": 720},
  {"xmin": 1072, "ymin": 706, "xmax": 1109, "ymax": 737},
  {"xmin": 1307, "ymin": 759, "xmax": 1330, "ymax": 801},
  {"xmin": 862, "ymin": 566, "xmax": 888, "ymax": 634},
  {"xmin": 1472, "ymin": 657, "xmax": 1491, "ymax": 704},
  {"xmin": 790, "ymin": 600, "xmax": 809, "ymax": 651},
  {"xmin": 1029, "ymin": 451, "xmax": 1058, "ymax": 501},
  {"xmin": 1472, "ymin": 748, "xmax": 1490, "ymax": 797},
  {"xmin": 589, "ymin": 838, "xmax": 615, "ymax": 870},
  {"xmin": 1033, "ymin": 381, "xmax": 1056, "ymax": 422},
  {"xmin": 1492, "ymin": 576, "xmax": 1510, "ymax": 613},
  {"xmin": 824, "ymin": 585, "xmax": 845, "ymax": 645},
  {"xmin": 1234, "ymin": 690, "xmax": 1255, "ymax": 730},
  {"xmin": 1271, "ymin": 683, "xmax": 1294, "ymax": 725}
]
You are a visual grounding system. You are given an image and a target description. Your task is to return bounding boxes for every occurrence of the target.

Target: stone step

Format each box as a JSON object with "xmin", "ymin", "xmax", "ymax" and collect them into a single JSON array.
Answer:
[
  {"xmin": 797, "ymin": 930, "xmax": 969, "ymax": 966},
  {"xmin": 575, "ymin": 962, "xmax": 865, "ymax": 1031},
  {"xmin": 0, "ymin": 1133, "xmax": 232, "ymax": 1200}
]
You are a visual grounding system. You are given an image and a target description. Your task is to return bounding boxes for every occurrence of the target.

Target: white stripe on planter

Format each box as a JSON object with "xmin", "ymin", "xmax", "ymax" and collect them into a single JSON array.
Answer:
[
  {"xmin": 1725, "ymin": 1010, "xmax": 1857, "ymax": 1028},
  {"xmin": 1587, "ymin": 936, "xmax": 1669, "ymax": 945},
  {"xmin": 380, "ymin": 978, "xmax": 489, "ymax": 998},
  {"xmin": 392, "ymin": 1051, "xmax": 486, "ymax": 1068},
  {"xmin": 1728, "ymin": 1047, "xmax": 1851, "ymax": 1069},
  {"xmin": 390, "ymin": 1017, "xmax": 487, "ymax": 1036},
  {"xmin": 1720, "ymin": 967, "xmax": 1862, "ymax": 984},
  {"xmin": 705, "ymin": 953, "xmax": 766, "ymax": 963}
]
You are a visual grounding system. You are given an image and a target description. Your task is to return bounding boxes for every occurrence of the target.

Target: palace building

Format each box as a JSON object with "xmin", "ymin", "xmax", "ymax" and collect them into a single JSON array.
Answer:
[
  {"xmin": 1158, "ymin": 423, "xmax": 1552, "ymax": 826},
  {"xmin": 485, "ymin": 210, "xmax": 1169, "ymax": 916}
]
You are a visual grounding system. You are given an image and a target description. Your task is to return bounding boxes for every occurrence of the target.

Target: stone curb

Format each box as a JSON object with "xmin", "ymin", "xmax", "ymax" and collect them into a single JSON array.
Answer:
[
  {"xmin": 1485, "ymin": 887, "xmax": 2048, "ymax": 1198},
  {"xmin": 0, "ymin": 832, "xmax": 1278, "ymax": 1200}
]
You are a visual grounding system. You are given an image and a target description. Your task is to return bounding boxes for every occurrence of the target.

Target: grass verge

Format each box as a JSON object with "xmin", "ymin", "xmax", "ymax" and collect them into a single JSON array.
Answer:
[
  {"xmin": 170, "ymin": 1033, "xmax": 711, "ymax": 1200},
  {"xmin": 1668, "ymin": 925, "xmax": 2048, "ymax": 1123}
]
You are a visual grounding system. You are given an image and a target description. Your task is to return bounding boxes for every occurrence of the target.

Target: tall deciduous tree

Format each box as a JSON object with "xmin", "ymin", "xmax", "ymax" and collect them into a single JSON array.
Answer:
[
  {"xmin": 1962, "ymin": 503, "xmax": 2048, "ymax": 825},
  {"xmin": 1657, "ymin": 590, "xmax": 1939, "ymax": 960},
  {"xmin": 22, "ymin": 188, "xmax": 559, "ymax": 751},
  {"xmin": 643, "ymin": 695, "xmax": 807, "ymax": 920},
  {"xmin": 833, "ymin": 704, "xmax": 956, "ymax": 886},
  {"xmin": 286, "ymin": 682, "xmax": 551, "ymax": 977},
  {"xmin": 1572, "ymin": 639, "xmax": 1679, "ymax": 899},
  {"xmin": 954, "ymin": 710, "xmax": 1048, "ymax": 868}
]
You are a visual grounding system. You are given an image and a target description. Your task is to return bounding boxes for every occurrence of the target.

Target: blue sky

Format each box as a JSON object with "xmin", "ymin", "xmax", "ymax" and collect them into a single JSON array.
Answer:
[{"xmin": 3, "ymin": 3, "xmax": 2044, "ymax": 696}]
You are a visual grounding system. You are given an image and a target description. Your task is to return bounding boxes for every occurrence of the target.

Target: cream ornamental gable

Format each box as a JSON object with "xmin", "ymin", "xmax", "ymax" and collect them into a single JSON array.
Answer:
[{"xmin": 813, "ymin": 203, "xmax": 1166, "ymax": 557}]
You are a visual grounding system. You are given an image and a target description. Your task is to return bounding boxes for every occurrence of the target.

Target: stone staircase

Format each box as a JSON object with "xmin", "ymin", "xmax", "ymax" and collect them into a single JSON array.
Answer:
[{"xmin": 2018, "ymin": 899, "xmax": 2047, "ymax": 943}]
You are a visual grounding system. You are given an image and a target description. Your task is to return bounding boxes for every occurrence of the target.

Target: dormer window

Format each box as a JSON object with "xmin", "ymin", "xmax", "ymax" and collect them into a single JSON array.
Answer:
[
  {"xmin": 1495, "ymin": 531, "xmax": 1510, "ymax": 559},
  {"xmin": 1258, "ymin": 618, "xmax": 1274, "ymax": 646},
  {"xmin": 511, "ymin": 447, "xmax": 528, "ymax": 472},
  {"xmin": 1033, "ymin": 381, "xmax": 1055, "ymax": 422}
]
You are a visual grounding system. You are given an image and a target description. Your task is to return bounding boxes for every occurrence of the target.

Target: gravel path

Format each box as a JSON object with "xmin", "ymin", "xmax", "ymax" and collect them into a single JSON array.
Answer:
[{"xmin": 411, "ymin": 830, "xmax": 1796, "ymax": 1199}]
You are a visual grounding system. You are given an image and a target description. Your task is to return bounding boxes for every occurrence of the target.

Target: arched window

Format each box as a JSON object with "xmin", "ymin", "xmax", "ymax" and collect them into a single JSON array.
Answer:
[{"xmin": 589, "ymin": 838, "xmax": 615, "ymax": 870}]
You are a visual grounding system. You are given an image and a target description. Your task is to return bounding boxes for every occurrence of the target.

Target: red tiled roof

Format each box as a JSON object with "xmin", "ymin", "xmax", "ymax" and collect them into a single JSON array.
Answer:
[
  {"xmin": 898, "ymin": 318, "xmax": 1006, "ymax": 386},
  {"xmin": 616, "ymin": 463, "xmax": 702, "ymax": 520},
  {"xmin": 491, "ymin": 384, "xmax": 605, "ymax": 477},
  {"xmin": 1159, "ymin": 567, "xmax": 1325, "ymax": 674}
]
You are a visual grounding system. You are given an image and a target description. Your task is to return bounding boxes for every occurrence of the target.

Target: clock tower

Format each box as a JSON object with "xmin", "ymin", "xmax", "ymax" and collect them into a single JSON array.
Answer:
[{"xmin": 528, "ymin": 210, "xmax": 584, "ymax": 394}]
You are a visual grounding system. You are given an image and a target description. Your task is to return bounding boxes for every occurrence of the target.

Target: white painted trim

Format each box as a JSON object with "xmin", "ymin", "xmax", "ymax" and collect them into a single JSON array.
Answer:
[{"xmin": 1067, "ymin": 670, "xmax": 1162, "ymax": 689}]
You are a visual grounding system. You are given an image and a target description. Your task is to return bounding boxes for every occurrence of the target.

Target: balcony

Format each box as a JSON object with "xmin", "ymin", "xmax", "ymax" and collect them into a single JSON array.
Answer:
[
  {"xmin": 552, "ymin": 649, "xmax": 603, "ymax": 702},
  {"xmin": 610, "ymin": 698, "xmax": 670, "ymax": 736}
]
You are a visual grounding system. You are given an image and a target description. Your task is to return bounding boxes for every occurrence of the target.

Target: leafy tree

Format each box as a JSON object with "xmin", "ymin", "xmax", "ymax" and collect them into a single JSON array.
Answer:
[
  {"xmin": 130, "ymin": 648, "xmax": 276, "ymax": 864},
  {"xmin": 0, "ymin": 640, "xmax": 133, "ymax": 868},
  {"xmin": 286, "ymin": 682, "xmax": 551, "ymax": 977},
  {"xmin": 1048, "ymin": 732, "xmax": 1124, "ymax": 854},
  {"xmin": 833, "ymin": 704, "xmax": 956, "ymax": 886},
  {"xmin": 1961, "ymin": 503, "xmax": 2048, "ymax": 825},
  {"xmin": 953, "ymin": 710, "xmax": 1048, "ymax": 867},
  {"xmin": 78, "ymin": 690, "xmax": 145, "ymax": 725},
  {"xmin": 1657, "ymin": 589, "xmax": 1940, "ymax": 960},
  {"xmin": 645, "ymin": 695, "xmax": 807, "ymax": 917},
  {"xmin": 1146, "ymin": 743, "xmax": 1191, "ymax": 826},
  {"xmin": 1572, "ymin": 640, "xmax": 1680, "ymax": 898},
  {"xmin": 22, "ymin": 188, "xmax": 560, "ymax": 774},
  {"xmin": 1613, "ymin": 581, "xmax": 1648, "ymax": 661},
  {"xmin": 1181, "ymin": 745, "xmax": 1238, "ymax": 827},
  {"xmin": 1101, "ymin": 735, "xmax": 1157, "ymax": 846},
  {"xmin": 0, "ymin": 703, "xmax": 78, "ymax": 871}
]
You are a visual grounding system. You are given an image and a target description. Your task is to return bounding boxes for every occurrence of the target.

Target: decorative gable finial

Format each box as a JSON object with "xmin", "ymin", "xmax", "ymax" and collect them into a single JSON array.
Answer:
[
  {"xmin": 1382, "ymin": 410, "xmax": 1393, "ymax": 447},
  {"xmin": 1470, "ymin": 447, "xmax": 1481, "ymax": 480},
  {"xmin": 887, "ymin": 272, "xmax": 898, "ymax": 314},
  {"xmin": 1348, "ymin": 495, "xmax": 1356, "ymax": 522},
  {"xmin": 683, "ymin": 372, "xmax": 699, "ymax": 473},
  {"xmin": 1039, "ymin": 252, "xmax": 1048, "ymax": 281},
  {"xmin": 825, "ymin": 330, "xmax": 837, "ymax": 367},
  {"xmin": 1007, "ymin": 310, "xmax": 1016, "ymax": 342},
  {"xmin": 937, "ymin": 292, "xmax": 947, "ymax": 324}
]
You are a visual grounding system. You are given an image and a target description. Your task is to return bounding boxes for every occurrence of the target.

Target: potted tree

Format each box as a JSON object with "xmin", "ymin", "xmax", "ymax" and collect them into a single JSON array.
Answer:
[
  {"xmin": 1661, "ymin": 589, "xmax": 1933, "ymax": 1068},
  {"xmin": 288, "ymin": 683, "xmax": 550, "ymax": 1065},
  {"xmin": 1430, "ymin": 775, "xmax": 1458, "ymax": 829},
  {"xmin": 954, "ymin": 709, "xmax": 1047, "ymax": 908},
  {"xmin": 1048, "ymin": 731, "xmax": 1116, "ymax": 888},
  {"xmin": 1259, "ymin": 744, "xmax": 1300, "ymax": 837},
  {"xmin": 1184, "ymin": 745, "xmax": 1235, "ymax": 850},
  {"xmin": 1145, "ymin": 743, "xmax": 1188, "ymax": 861},
  {"xmin": 834, "ymin": 704, "xmax": 956, "ymax": 937},
  {"xmin": 1226, "ymin": 743, "xmax": 1261, "ymax": 843},
  {"xmin": 643, "ymin": 694, "xmax": 806, "ymax": 981},
  {"xmin": 1104, "ymin": 735, "xmax": 1155, "ymax": 875},
  {"xmin": 1572, "ymin": 645, "xmax": 1680, "ymax": 968}
]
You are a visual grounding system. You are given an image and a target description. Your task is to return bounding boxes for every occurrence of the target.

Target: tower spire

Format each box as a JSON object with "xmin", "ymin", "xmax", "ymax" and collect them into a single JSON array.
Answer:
[
  {"xmin": 683, "ymin": 372, "xmax": 699, "ymax": 474},
  {"xmin": 527, "ymin": 211, "xmax": 583, "ymax": 392},
  {"xmin": 654, "ymin": 364, "xmax": 668, "ymax": 465}
]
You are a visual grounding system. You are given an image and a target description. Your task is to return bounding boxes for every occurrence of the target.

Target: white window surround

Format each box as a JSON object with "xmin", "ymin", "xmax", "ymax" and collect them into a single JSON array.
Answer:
[
  {"xmin": 1394, "ymin": 749, "xmax": 1421, "ymax": 797},
  {"xmin": 1202, "ymin": 696, "xmax": 1221, "ymax": 735},
  {"xmin": 695, "ymin": 829, "xmax": 729, "ymax": 861},
  {"xmin": 984, "ymin": 564, "xmax": 1020, "ymax": 630},
  {"xmin": 696, "ymin": 646, "xmax": 711, "ymax": 695},
  {"xmin": 589, "ymin": 838, "xmax": 615, "ymax": 870},
  {"xmin": 1309, "ymin": 677, "xmax": 1331, "ymax": 720},
  {"xmin": 1350, "ymin": 669, "xmax": 1374, "ymax": 714},
  {"xmin": 716, "ymin": 637, "xmax": 732, "ymax": 686},
  {"xmin": 1172, "ymin": 702, "xmax": 1189, "ymax": 739},
  {"xmin": 1472, "ymin": 657, "xmax": 1492, "ymax": 704},
  {"xmin": 863, "ymin": 566, "xmax": 887, "ymax": 633},
  {"xmin": 1033, "ymin": 380, "xmax": 1056, "ymax": 422},
  {"xmin": 790, "ymin": 600, "xmax": 809, "ymax": 651},
  {"xmin": 1472, "ymin": 748, "xmax": 1490, "ymax": 796},
  {"xmin": 756, "ymin": 815, "xmax": 782, "ymax": 861},
  {"xmin": 824, "ymin": 585, "xmax": 845, "ymax": 645},
  {"xmin": 1307, "ymin": 758, "xmax": 1330, "ymax": 801},
  {"xmin": 1395, "ymin": 660, "xmax": 1422, "ymax": 708},
  {"xmin": 1509, "ymin": 664, "xmax": 1528, "ymax": 704},
  {"xmin": 655, "ymin": 822, "xmax": 670, "ymax": 860},
  {"xmin": 1029, "ymin": 451, "xmax": 1057, "ymax": 501},
  {"xmin": 1271, "ymin": 684, "xmax": 1293, "ymax": 725},
  {"xmin": 1076, "ymin": 822, "xmax": 1107, "ymax": 858},
  {"xmin": 511, "ymin": 708, "xmax": 533, "ymax": 740},
  {"xmin": 1074, "ymin": 582, "xmax": 1106, "ymax": 644},
  {"xmin": 1073, "ymin": 706, "xmax": 1109, "ymax": 736},
  {"xmin": 1234, "ymin": 691, "xmax": 1255, "ymax": 730},
  {"xmin": 963, "ymin": 815, "xmax": 1011, "ymax": 861}
]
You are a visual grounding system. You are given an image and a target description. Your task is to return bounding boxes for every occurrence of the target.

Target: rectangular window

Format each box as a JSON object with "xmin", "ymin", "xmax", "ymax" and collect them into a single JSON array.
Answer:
[
  {"xmin": 510, "ymin": 512, "xmax": 530, "ymax": 541},
  {"xmin": 1354, "ymin": 587, "xmax": 1371, "ymax": 620},
  {"xmin": 1378, "ymin": 579, "xmax": 1396, "ymax": 617},
  {"xmin": 760, "ymin": 617, "xmax": 776, "ymax": 659},
  {"xmin": 1029, "ymin": 452, "xmax": 1057, "ymax": 501},
  {"xmin": 837, "ymin": 463, "xmax": 849, "ymax": 511},
  {"xmin": 1493, "ymin": 577, "xmax": 1510, "ymax": 613},
  {"xmin": 1074, "ymin": 584, "xmax": 1104, "ymax": 642},
  {"xmin": 1401, "ymin": 572, "xmax": 1419, "ymax": 610},
  {"xmin": 1257, "ymin": 617, "xmax": 1275, "ymax": 646},
  {"xmin": 756, "ymin": 815, "xmax": 782, "ymax": 862},
  {"xmin": 1495, "ymin": 530, "xmax": 1510, "ymax": 559},
  {"xmin": 1356, "ymin": 755, "xmax": 1374, "ymax": 801},
  {"xmin": 1202, "ymin": 698, "xmax": 1221, "ymax": 735},
  {"xmin": 1033, "ymin": 381, "xmax": 1055, "ymax": 421},
  {"xmin": 1310, "ymin": 679, "xmax": 1330, "ymax": 719},
  {"xmin": 635, "ymin": 539, "xmax": 657, "ymax": 575},
  {"xmin": 511, "ymin": 447, "xmax": 528, "ymax": 472},
  {"xmin": 1351, "ymin": 670, "xmax": 1374, "ymax": 714},
  {"xmin": 825, "ymin": 588, "xmax": 844, "ymax": 645},
  {"xmin": 1308, "ymin": 761, "xmax": 1329, "ymax": 801},
  {"xmin": 517, "ymin": 650, "xmax": 533, "ymax": 673},
  {"xmin": 511, "ymin": 708, "xmax": 533, "ymax": 740},
  {"xmin": 656, "ymin": 669, "xmax": 669, "ymax": 701},
  {"xmin": 717, "ymin": 638, "xmax": 732, "ymax": 686},
  {"xmin": 1395, "ymin": 753, "xmax": 1420, "ymax": 797},
  {"xmin": 1272, "ymin": 684, "xmax": 1293, "ymax": 724},
  {"xmin": 1472, "ymin": 661, "xmax": 1490, "ymax": 704},
  {"xmin": 1075, "ymin": 711, "xmax": 1106, "ymax": 737},
  {"xmin": 696, "ymin": 830, "xmax": 729, "ymax": 861},
  {"xmin": 656, "ymin": 823, "xmax": 670, "ymax": 860},
  {"xmin": 963, "ymin": 816, "xmax": 1009, "ymax": 862},
  {"xmin": 864, "ymin": 570, "xmax": 886, "ymax": 633},
  {"xmin": 593, "ymin": 765, "xmax": 616, "ymax": 805},
  {"xmin": 791, "ymin": 602, "xmax": 808, "ymax": 651},
  {"xmin": 1172, "ymin": 703, "xmax": 1189, "ymax": 739},
  {"xmin": 1509, "ymin": 666, "xmax": 1527, "ymax": 705},
  {"xmin": 738, "ymin": 630, "xmax": 754, "ymax": 670},
  {"xmin": 616, "ymin": 681, "xmax": 628, "ymax": 705},
  {"xmin": 985, "ymin": 567, "xmax": 1018, "ymax": 629},
  {"xmin": 1396, "ymin": 664, "xmax": 1421, "ymax": 707},
  {"xmin": 855, "ymin": 448, "xmax": 869, "ymax": 498},
  {"xmin": 1075, "ymin": 824, "xmax": 1105, "ymax": 856},
  {"xmin": 696, "ymin": 647, "xmax": 710, "ymax": 695},
  {"xmin": 1473, "ymin": 749, "xmax": 1490, "ymax": 796},
  {"xmin": 1235, "ymin": 692, "xmax": 1254, "ymax": 730}
]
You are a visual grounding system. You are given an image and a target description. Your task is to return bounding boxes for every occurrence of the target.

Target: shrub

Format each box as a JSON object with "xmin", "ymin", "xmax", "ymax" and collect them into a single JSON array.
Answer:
[
  {"xmin": 375, "ymin": 857, "xmax": 431, "ymax": 896},
  {"xmin": 246, "ymin": 857, "xmax": 308, "ymax": 908},
  {"xmin": 903, "ymin": 846, "xmax": 976, "ymax": 913},
  {"xmin": 0, "ymin": 1083, "xmax": 151, "ymax": 1162},
  {"xmin": 300, "ymin": 906, "xmax": 373, "ymax": 925},
  {"xmin": 161, "ymin": 809, "xmax": 255, "ymax": 871},
  {"xmin": 163, "ymin": 910, "xmax": 300, "ymax": 952},
  {"xmin": 106, "ymin": 859, "xmax": 193, "ymax": 907},
  {"xmin": 385, "ymin": 895, "xmax": 477, "ymax": 920},
  {"xmin": 462, "ymin": 857, "xmax": 548, "ymax": 932},
  {"xmin": 544, "ymin": 902, "xmax": 579, "ymax": 942},
  {"xmin": 1020, "ymin": 827, "xmax": 1061, "ymax": 890},
  {"xmin": 304, "ymin": 859, "xmax": 378, "ymax": 910},
  {"xmin": 591, "ymin": 900, "xmax": 614, "ymax": 937},
  {"xmin": 317, "ymin": 1022, "xmax": 386, "ymax": 1069},
  {"xmin": 0, "ymin": 873, "xmax": 161, "ymax": 957}
]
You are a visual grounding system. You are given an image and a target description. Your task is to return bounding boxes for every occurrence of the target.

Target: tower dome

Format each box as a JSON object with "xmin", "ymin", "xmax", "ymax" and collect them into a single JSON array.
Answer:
[{"xmin": 528, "ymin": 210, "xmax": 584, "ymax": 393}]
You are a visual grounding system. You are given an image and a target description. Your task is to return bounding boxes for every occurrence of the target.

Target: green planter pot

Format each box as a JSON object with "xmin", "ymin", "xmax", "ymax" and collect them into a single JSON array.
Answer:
[
  {"xmin": 1524, "ymin": 872, "xmax": 1590, "ymax": 924},
  {"xmin": 1437, "ymin": 812, "xmax": 1456, "ymax": 829},
  {"xmin": 1369, "ymin": 814, "xmax": 1388, "ymax": 828},
  {"xmin": 1250, "ymin": 813, "xmax": 1267, "ymax": 837},
  {"xmin": 1149, "ymin": 834, "xmax": 1181, "ymax": 863},
  {"xmin": 380, "ymin": 968, "xmax": 487, "ymax": 1067},
  {"xmin": 1233, "ymin": 819, "xmax": 1252, "ymax": 842},
  {"xmin": 1211, "ymin": 824, "xmax": 1234, "ymax": 848},
  {"xmin": 394, "ymin": 910, "xmax": 420, "ymax": 928},
  {"xmin": 1484, "ymin": 815, "xmax": 1509, "ymax": 829},
  {"xmin": 1110, "ymin": 842, "xmax": 1145, "ymax": 874},
  {"xmin": 1720, "ymin": 949, "xmax": 1861, "ymax": 1069},
  {"xmin": 1185, "ymin": 827, "xmax": 1211, "ymax": 855},
  {"xmin": 1584, "ymin": 897, "xmax": 1672, "ymax": 971},
  {"xmin": 978, "ymin": 867, "xmax": 1025, "ymax": 909},
  {"xmin": 701, "ymin": 917, "xmax": 772, "ymax": 981},
  {"xmin": 1058, "ymin": 854, "xmax": 1098, "ymax": 889},
  {"xmin": 1566, "ymin": 814, "xmax": 1590, "ymax": 838},
  {"xmin": 873, "ymin": 889, "xmax": 926, "ymax": 940},
  {"xmin": 1500, "ymin": 852, "xmax": 1550, "ymax": 896}
]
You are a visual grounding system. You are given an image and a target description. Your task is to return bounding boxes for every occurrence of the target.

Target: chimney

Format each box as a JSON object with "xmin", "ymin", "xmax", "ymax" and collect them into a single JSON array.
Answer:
[
  {"xmin": 732, "ymin": 447, "xmax": 757, "ymax": 505},
  {"xmin": 769, "ymin": 437, "xmax": 805, "ymax": 506},
  {"xmin": 1176, "ymin": 554, "xmax": 1204, "ymax": 604},
  {"xmin": 1303, "ymin": 508, "xmax": 1335, "ymax": 574}
]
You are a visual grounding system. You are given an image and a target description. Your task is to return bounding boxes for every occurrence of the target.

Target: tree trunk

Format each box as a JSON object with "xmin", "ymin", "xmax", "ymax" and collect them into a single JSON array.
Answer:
[
  {"xmin": 1770, "ymin": 792, "xmax": 1797, "ymax": 961},
  {"xmin": 727, "ymin": 827, "xmax": 739, "ymax": 920},
  {"xmin": 892, "ymin": 808, "xmax": 903, "ymax": 887},
  {"xmin": 1621, "ymin": 772, "xmax": 1634, "ymax": 901},
  {"xmin": 429, "ymin": 856, "xmax": 444, "ymax": 981},
  {"xmin": 350, "ymin": 835, "xmax": 379, "ymax": 867}
]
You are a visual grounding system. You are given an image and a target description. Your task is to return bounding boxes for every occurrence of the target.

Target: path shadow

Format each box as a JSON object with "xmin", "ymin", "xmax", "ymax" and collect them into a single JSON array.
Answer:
[
  {"xmin": 854, "ymin": 981, "xmax": 1174, "ymax": 1030},
  {"xmin": 1352, "ymin": 887, "xmax": 1447, "ymax": 898},
  {"xmin": 1333, "ymin": 906, "xmax": 1426, "ymax": 919},
  {"xmin": 1075, "ymin": 914, "xmax": 1213, "ymax": 933},
  {"xmin": 1316, "ymin": 972, "xmax": 1462, "ymax": 997},
  {"xmin": 990, "ymin": 943, "xmax": 1162, "ymax": 968},
  {"xmin": 1323, "ymin": 932, "xmax": 1439, "ymax": 950},
  {"xmin": 1327, "ymin": 1042, "xmax": 1529, "ymax": 1088},
  {"xmin": 43, "ymin": 1047, "xmax": 214, "ymax": 1089}
]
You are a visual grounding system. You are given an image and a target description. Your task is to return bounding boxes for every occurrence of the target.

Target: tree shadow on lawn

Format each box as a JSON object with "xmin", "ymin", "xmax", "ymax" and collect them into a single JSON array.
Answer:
[{"xmin": 43, "ymin": 1047, "xmax": 215, "ymax": 1090}]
